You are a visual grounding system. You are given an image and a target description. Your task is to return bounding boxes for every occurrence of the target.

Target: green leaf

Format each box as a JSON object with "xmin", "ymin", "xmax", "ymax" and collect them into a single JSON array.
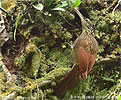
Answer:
[
  {"xmin": 55, "ymin": 1, "xmax": 68, "ymax": 8},
  {"xmin": 73, "ymin": 0, "xmax": 81, "ymax": 7},
  {"xmin": 96, "ymin": 88, "xmax": 107, "ymax": 95},
  {"xmin": 52, "ymin": 0, "xmax": 81, "ymax": 11},
  {"xmin": 33, "ymin": 3, "xmax": 43, "ymax": 11},
  {"xmin": 14, "ymin": 13, "xmax": 26, "ymax": 41},
  {"xmin": 118, "ymin": 96, "xmax": 121, "ymax": 100},
  {"xmin": 23, "ymin": 4, "xmax": 27, "ymax": 10},
  {"xmin": 55, "ymin": 0, "xmax": 60, "ymax": 3},
  {"xmin": 103, "ymin": 77, "xmax": 115, "ymax": 82},
  {"xmin": 44, "ymin": 0, "xmax": 54, "ymax": 7},
  {"xmin": 52, "ymin": 8, "xmax": 65, "ymax": 11}
]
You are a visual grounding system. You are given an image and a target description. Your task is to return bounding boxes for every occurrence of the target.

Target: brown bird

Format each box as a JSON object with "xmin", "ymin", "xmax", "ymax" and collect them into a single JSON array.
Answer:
[{"xmin": 54, "ymin": 8, "xmax": 98, "ymax": 96}]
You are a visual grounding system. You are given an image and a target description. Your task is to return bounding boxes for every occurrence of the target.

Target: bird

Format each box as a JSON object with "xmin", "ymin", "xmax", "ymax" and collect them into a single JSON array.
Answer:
[{"xmin": 54, "ymin": 8, "xmax": 98, "ymax": 97}]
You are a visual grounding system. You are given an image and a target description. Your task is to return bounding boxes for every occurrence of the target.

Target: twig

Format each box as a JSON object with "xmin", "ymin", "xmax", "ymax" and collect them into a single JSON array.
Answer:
[
  {"xmin": 95, "ymin": 76, "xmax": 115, "ymax": 82},
  {"xmin": 0, "ymin": 62, "xmax": 13, "ymax": 82},
  {"xmin": 35, "ymin": 75, "xmax": 40, "ymax": 100},
  {"xmin": 96, "ymin": 56, "xmax": 120, "ymax": 65},
  {"xmin": 106, "ymin": 80, "xmax": 121, "ymax": 98},
  {"xmin": 95, "ymin": 56, "xmax": 120, "ymax": 66},
  {"xmin": 0, "ymin": 7, "xmax": 8, "ymax": 14},
  {"xmin": 0, "ymin": 49, "xmax": 12, "ymax": 82},
  {"xmin": 38, "ymin": 80, "xmax": 52, "ymax": 87},
  {"xmin": 2, "ymin": 92, "xmax": 17, "ymax": 100},
  {"xmin": 106, "ymin": 0, "xmax": 118, "ymax": 12},
  {"xmin": 112, "ymin": 0, "xmax": 121, "ymax": 16}
]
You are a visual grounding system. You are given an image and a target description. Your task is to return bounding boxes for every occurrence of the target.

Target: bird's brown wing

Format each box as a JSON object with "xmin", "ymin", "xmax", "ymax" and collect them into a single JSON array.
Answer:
[{"xmin": 88, "ymin": 53, "xmax": 97, "ymax": 73}]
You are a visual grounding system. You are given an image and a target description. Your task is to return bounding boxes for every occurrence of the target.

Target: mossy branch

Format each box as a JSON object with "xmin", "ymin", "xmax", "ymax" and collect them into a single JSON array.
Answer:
[
  {"xmin": 95, "ymin": 56, "xmax": 120, "ymax": 66},
  {"xmin": 90, "ymin": 56, "xmax": 120, "ymax": 74},
  {"xmin": 0, "ymin": 49, "xmax": 12, "ymax": 82},
  {"xmin": 2, "ymin": 92, "xmax": 17, "ymax": 100}
]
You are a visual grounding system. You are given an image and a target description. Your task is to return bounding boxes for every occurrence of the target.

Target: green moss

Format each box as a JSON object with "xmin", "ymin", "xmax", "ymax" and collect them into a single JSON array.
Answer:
[
  {"xmin": 15, "ymin": 54, "xmax": 26, "ymax": 70},
  {"xmin": 2, "ymin": 0, "xmax": 16, "ymax": 11},
  {"xmin": 64, "ymin": 31, "xmax": 73, "ymax": 40},
  {"xmin": 20, "ymin": 27, "xmax": 32, "ymax": 39},
  {"xmin": 2, "ymin": 0, "xmax": 121, "ymax": 99},
  {"xmin": 16, "ymin": 43, "xmax": 42, "ymax": 78},
  {"xmin": 49, "ymin": 48, "xmax": 72, "ymax": 68},
  {"xmin": 29, "ymin": 36, "xmax": 45, "ymax": 47},
  {"xmin": 44, "ymin": 67, "xmax": 71, "ymax": 80},
  {"xmin": 0, "ymin": 69, "xmax": 6, "ymax": 95},
  {"xmin": 15, "ymin": 96, "xmax": 24, "ymax": 100}
]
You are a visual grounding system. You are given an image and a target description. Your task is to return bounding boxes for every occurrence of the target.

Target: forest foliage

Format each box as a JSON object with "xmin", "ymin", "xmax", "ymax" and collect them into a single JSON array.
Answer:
[{"xmin": 0, "ymin": 0, "xmax": 120, "ymax": 100}]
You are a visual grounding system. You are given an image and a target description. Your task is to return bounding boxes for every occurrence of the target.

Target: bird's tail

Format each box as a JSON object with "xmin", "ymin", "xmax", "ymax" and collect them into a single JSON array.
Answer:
[{"xmin": 54, "ymin": 65, "xmax": 80, "ymax": 96}]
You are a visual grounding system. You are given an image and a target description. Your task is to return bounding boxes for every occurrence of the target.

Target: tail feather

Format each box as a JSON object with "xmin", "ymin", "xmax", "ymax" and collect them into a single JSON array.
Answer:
[
  {"xmin": 68, "ymin": 76, "xmax": 79, "ymax": 91},
  {"xmin": 55, "ymin": 74, "xmax": 74, "ymax": 96},
  {"xmin": 54, "ymin": 65, "xmax": 80, "ymax": 96}
]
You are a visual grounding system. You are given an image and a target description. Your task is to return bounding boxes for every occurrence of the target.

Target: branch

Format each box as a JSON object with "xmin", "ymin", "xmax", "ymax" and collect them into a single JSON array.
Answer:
[
  {"xmin": 95, "ymin": 76, "xmax": 115, "ymax": 82},
  {"xmin": 0, "ymin": 49, "xmax": 12, "ymax": 82},
  {"xmin": 38, "ymin": 80, "xmax": 52, "ymax": 87},
  {"xmin": 0, "ymin": 7, "xmax": 8, "ymax": 14},
  {"xmin": 106, "ymin": 0, "xmax": 118, "ymax": 12},
  {"xmin": 112, "ymin": 0, "xmax": 121, "ymax": 16},
  {"xmin": 95, "ymin": 56, "xmax": 120, "ymax": 66},
  {"xmin": 2, "ymin": 92, "xmax": 17, "ymax": 100},
  {"xmin": 90, "ymin": 56, "xmax": 120, "ymax": 74}
]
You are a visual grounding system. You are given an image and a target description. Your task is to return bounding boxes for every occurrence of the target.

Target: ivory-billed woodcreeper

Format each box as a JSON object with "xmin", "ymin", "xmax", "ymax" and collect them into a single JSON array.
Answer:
[{"xmin": 54, "ymin": 8, "xmax": 98, "ymax": 96}]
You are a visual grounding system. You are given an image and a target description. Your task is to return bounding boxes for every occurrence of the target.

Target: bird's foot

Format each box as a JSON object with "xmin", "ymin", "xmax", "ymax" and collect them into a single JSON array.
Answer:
[{"xmin": 82, "ymin": 72, "xmax": 87, "ymax": 79}]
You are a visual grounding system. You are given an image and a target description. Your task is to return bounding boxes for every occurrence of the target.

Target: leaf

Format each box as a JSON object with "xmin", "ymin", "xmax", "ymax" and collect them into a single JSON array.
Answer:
[
  {"xmin": 14, "ymin": 13, "xmax": 26, "ymax": 41},
  {"xmin": 44, "ymin": 0, "xmax": 55, "ymax": 7},
  {"xmin": 73, "ymin": 0, "xmax": 81, "ymax": 7},
  {"xmin": 23, "ymin": 4, "xmax": 27, "ymax": 10},
  {"xmin": 55, "ymin": 0, "xmax": 60, "ymax": 3},
  {"xmin": 52, "ymin": 0, "xmax": 81, "ymax": 11},
  {"xmin": 52, "ymin": 8, "xmax": 65, "ymax": 11},
  {"xmin": 52, "ymin": 1, "xmax": 68, "ymax": 11},
  {"xmin": 103, "ymin": 77, "xmax": 115, "ymax": 82},
  {"xmin": 33, "ymin": 3, "xmax": 43, "ymax": 11},
  {"xmin": 118, "ymin": 96, "xmax": 121, "ymax": 100},
  {"xmin": 96, "ymin": 88, "xmax": 107, "ymax": 95},
  {"xmin": 55, "ymin": 1, "xmax": 68, "ymax": 8}
]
